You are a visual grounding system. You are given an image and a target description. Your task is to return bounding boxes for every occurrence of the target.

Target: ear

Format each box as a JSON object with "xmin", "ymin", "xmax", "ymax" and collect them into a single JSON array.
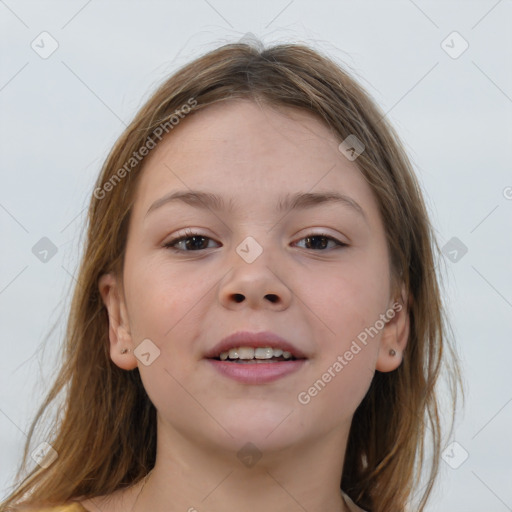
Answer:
[
  {"xmin": 98, "ymin": 272, "xmax": 138, "ymax": 371},
  {"xmin": 375, "ymin": 283, "xmax": 411, "ymax": 373}
]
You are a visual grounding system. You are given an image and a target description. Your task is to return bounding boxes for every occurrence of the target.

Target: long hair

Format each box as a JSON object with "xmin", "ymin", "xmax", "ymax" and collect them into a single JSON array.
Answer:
[{"xmin": 1, "ymin": 40, "xmax": 462, "ymax": 512}]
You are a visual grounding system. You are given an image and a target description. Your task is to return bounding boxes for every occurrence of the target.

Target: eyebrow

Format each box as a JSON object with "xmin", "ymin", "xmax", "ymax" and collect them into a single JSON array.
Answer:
[{"xmin": 145, "ymin": 189, "xmax": 368, "ymax": 223}]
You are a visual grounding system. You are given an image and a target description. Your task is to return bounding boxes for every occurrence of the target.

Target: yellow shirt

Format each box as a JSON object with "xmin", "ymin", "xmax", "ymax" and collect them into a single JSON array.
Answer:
[{"xmin": 29, "ymin": 505, "xmax": 86, "ymax": 512}]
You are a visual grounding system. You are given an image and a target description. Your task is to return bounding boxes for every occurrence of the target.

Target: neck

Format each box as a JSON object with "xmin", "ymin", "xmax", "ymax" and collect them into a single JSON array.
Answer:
[{"xmin": 134, "ymin": 416, "xmax": 351, "ymax": 512}]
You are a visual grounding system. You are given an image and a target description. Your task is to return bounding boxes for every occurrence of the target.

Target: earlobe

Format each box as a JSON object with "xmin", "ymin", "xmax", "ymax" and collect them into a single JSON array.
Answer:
[
  {"xmin": 98, "ymin": 272, "xmax": 138, "ymax": 371},
  {"xmin": 375, "ymin": 286, "xmax": 411, "ymax": 373}
]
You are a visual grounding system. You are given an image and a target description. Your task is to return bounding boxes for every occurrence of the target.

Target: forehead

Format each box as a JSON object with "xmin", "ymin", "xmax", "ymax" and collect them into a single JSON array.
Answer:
[
  {"xmin": 144, "ymin": 99, "xmax": 340, "ymax": 167},
  {"xmin": 131, "ymin": 99, "xmax": 379, "ymax": 224}
]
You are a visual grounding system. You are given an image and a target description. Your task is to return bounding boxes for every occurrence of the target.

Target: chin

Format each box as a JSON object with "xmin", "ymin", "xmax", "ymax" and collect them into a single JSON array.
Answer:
[
  {"xmin": 218, "ymin": 409, "xmax": 305, "ymax": 448},
  {"xmin": 214, "ymin": 428, "xmax": 305, "ymax": 462}
]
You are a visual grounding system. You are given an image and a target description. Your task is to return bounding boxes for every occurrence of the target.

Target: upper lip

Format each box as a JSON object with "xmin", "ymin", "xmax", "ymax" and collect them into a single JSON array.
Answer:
[{"xmin": 204, "ymin": 330, "xmax": 308, "ymax": 359}]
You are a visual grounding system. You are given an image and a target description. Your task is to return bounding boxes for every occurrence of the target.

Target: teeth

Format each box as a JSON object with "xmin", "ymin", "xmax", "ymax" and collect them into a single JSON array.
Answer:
[
  {"xmin": 255, "ymin": 347, "xmax": 273, "ymax": 359},
  {"xmin": 228, "ymin": 348, "xmax": 240, "ymax": 359},
  {"xmin": 218, "ymin": 347, "xmax": 295, "ymax": 361},
  {"xmin": 238, "ymin": 347, "xmax": 255, "ymax": 359}
]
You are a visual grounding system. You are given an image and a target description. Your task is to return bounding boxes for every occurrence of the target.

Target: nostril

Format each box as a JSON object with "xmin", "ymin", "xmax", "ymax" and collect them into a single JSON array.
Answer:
[{"xmin": 230, "ymin": 293, "xmax": 279, "ymax": 303}]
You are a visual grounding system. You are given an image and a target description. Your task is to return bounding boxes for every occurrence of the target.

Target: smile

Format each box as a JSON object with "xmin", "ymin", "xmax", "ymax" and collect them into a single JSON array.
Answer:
[{"xmin": 216, "ymin": 346, "xmax": 297, "ymax": 362}]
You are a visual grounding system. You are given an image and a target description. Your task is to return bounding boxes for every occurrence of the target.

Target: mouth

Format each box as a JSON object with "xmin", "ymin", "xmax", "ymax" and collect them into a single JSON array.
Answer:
[
  {"xmin": 204, "ymin": 330, "xmax": 308, "ymax": 360},
  {"xmin": 204, "ymin": 331, "xmax": 308, "ymax": 384},
  {"xmin": 210, "ymin": 346, "xmax": 301, "ymax": 363}
]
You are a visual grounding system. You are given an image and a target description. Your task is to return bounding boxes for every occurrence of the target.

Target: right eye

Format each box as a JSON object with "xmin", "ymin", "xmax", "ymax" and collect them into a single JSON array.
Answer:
[{"xmin": 163, "ymin": 229, "xmax": 221, "ymax": 252}]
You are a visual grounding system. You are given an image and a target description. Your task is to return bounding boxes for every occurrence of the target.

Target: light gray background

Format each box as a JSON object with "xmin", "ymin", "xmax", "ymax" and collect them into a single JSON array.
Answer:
[{"xmin": 1, "ymin": 1, "xmax": 511, "ymax": 510}]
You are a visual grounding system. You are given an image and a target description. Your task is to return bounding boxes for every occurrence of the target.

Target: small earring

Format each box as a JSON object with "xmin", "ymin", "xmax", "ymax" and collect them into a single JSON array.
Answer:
[
  {"xmin": 389, "ymin": 349, "xmax": 396, "ymax": 357},
  {"xmin": 121, "ymin": 348, "xmax": 130, "ymax": 354}
]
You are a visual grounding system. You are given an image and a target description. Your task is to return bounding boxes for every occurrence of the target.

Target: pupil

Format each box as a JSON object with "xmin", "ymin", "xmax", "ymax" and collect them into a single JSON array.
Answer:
[
  {"xmin": 306, "ymin": 236, "xmax": 327, "ymax": 250},
  {"xmin": 186, "ymin": 236, "xmax": 207, "ymax": 250}
]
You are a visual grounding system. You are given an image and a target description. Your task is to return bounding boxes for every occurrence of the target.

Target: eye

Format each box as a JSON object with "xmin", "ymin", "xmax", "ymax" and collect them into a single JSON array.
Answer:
[
  {"xmin": 164, "ymin": 230, "xmax": 347, "ymax": 253},
  {"xmin": 164, "ymin": 229, "xmax": 220, "ymax": 252},
  {"xmin": 294, "ymin": 232, "xmax": 347, "ymax": 251}
]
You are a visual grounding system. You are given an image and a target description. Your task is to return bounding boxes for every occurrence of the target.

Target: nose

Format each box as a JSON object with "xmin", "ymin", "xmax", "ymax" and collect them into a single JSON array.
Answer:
[{"xmin": 218, "ymin": 243, "xmax": 293, "ymax": 311}]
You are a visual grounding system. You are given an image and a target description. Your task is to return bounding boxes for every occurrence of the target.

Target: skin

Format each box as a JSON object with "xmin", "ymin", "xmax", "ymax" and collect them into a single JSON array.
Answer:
[{"xmin": 84, "ymin": 99, "xmax": 409, "ymax": 512}]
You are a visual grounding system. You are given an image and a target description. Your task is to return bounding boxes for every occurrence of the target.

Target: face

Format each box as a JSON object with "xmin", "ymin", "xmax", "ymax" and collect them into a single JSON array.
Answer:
[{"xmin": 100, "ymin": 99, "xmax": 409, "ymax": 457}]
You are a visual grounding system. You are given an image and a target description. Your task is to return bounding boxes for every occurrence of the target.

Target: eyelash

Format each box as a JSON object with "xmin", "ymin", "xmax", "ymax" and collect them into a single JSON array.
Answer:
[{"xmin": 163, "ymin": 229, "xmax": 347, "ymax": 253}]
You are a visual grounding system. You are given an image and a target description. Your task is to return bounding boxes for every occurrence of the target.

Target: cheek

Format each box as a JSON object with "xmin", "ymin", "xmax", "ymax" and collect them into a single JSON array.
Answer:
[
  {"xmin": 301, "ymin": 251, "xmax": 388, "ymax": 413},
  {"xmin": 123, "ymin": 253, "xmax": 204, "ymax": 341},
  {"xmin": 297, "ymin": 272, "xmax": 382, "ymax": 420},
  {"xmin": 309, "ymin": 255, "xmax": 390, "ymax": 341}
]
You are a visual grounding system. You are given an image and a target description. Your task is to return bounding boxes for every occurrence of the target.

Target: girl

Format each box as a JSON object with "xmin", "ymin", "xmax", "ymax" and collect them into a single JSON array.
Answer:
[{"xmin": 1, "ymin": 40, "xmax": 461, "ymax": 512}]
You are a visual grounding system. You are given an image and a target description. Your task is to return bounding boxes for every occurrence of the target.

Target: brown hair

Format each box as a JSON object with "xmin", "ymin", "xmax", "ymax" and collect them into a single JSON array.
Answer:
[{"xmin": 1, "ymin": 40, "xmax": 462, "ymax": 512}]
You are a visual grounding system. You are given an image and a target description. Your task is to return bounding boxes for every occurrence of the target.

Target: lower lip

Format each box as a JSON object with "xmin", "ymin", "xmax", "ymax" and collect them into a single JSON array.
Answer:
[{"xmin": 206, "ymin": 359, "xmax": 307, "ymax": 384}]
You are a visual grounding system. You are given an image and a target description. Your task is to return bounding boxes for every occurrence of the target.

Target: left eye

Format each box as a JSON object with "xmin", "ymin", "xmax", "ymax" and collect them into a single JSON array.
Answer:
[
  {"xmin": 164, "ymin": 230, "xmax": 346, "ymax": 252},
  {"xmin": 294, "ymin": 233, "xmax": 346, "ymax": 251}
]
